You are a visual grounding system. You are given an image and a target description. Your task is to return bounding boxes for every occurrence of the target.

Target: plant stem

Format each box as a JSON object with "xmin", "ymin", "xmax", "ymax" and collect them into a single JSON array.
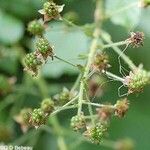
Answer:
[
  {"xmin": 104, "ymin": 71, "xmax": 125, "ymax": 82},
  {"xmin": 83, "ymin": 101, "xmax": 115, "ymax": 109},
  {"xmin": 78, "ymin": 0, "xmax": 103, "ymax": 115},
  {"xmin": 51, "ymin": 95, "xmax": 78, "ymax": 116},
  {"xmin": 103, "ymin": 40, "xmax": 128, "ymax": 49},
  {"xmin": 101, "ymin": 31, "xmax": 137, "ymax": 70},
  {"xmin": 54, "ymin": 55, "xmax": 77, "ymax": 68}
]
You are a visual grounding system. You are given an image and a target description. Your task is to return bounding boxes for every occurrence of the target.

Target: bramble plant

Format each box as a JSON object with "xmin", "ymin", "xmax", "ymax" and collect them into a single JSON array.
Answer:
[{"xmin": 1, "ymin": 0, "xmax": 149, "ymax": 149}]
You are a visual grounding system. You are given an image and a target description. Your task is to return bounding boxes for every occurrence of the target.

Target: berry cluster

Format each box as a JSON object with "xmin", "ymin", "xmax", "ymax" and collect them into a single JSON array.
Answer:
[
  {"xmin": 70, "ymin": 113, "xmax": 86, "ymax": 131},
  {"xmin": 124, "ymin": 66, "xmax": 150, "ymax": 93},
  {"xmin": 39, "ymin": 1, "xmax": 64, "ymax": 22},
  {"xmin": 27, "ymin": 20, "xmax": 45, "ymax": 36}
]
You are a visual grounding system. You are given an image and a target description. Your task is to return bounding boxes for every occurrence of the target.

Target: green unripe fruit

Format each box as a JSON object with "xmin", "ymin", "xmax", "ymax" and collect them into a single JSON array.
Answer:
[
  {"xmin": 41, "ymin": 98, "xmax": 54, "ymax": 114},
  {"xmin": 30, "ymin": 108, "xmax": 47, "ymax": 127},
  {"xmin": 70, "ymin": 114, "xmax": 86, "ymax": 131},
  {"xmin": 36, "ymin": 38, "xmax": 52, "ymax": 54},
  {"xmin": 24, "ymin": 52, "xmax": 42, "ymax": 76},
  {"xmin": 43, "ymin": 1, "xmax": 59, "ymax": 18},
  {"xmin": 27, "ymin": 20, "xmax": 44, "ymax": 36},
  {"xmin": 88, "ymin": 123, "xmax": 107, "ymax": 144},
  {"xmin": 125, "ymin": 68, "xmax": 150, "ymax": 93}
]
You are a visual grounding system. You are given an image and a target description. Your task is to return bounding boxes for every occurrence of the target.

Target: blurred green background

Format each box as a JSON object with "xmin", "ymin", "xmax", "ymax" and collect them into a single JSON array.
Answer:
[{"xmin": 0, "ymin": 0, "xmax": 150, "ymax": 149}]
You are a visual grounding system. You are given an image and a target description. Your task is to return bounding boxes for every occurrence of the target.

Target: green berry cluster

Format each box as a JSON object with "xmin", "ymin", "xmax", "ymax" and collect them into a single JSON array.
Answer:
[
  {"xmin": 24, "ymin": 52, "xmax": 42, "ymax": 76},
  {"xmin": 41, "ymin": 98, "xmax": 54, "ymax": 114},
  {"xmin": 29, "ymin": 98, "xmax": 55, "ymax": 128},
  {"xmin": 70, "ymin": 114, "xmax": 86, "ymax": 131},
  {"xmin": 92, "ymin": 52, "xmax": 110, "ymax": 71},
  {"xmin": 36, "ymin": 38, "xmax": 53, "ymax": 59},
  {"xmin": 27, "ymin": 20, "xmax": 45, "ymax": 36},
  {"xmin": 30, "ymin": 108, "xmax": 47, "ymax": 127},
  {"xmin": 124, "ymin": 68, "xmax": 150, "ymax": 93},
  {"xmin": 54, "ymin": 88, "xmax": 73, "ymax": 106},
  {"xmin": 88, "ymin": 123, "xmax": 107, "ymax": 144},
  {"xmin": 43, "ymin": 1, "xmax": 59, "ymax": 18}
]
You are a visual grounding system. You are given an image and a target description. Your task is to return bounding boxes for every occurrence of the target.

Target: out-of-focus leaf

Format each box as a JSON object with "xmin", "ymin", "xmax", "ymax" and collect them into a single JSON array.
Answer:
[
  {"xmin": 0, "ymin": 46, "xmax": 21, "ymax": 74},
  {"xmin": 41, "ymin": 22, "xmax": 89, "ymax": 78},
  {"xmin": 105, "ymin": 0, "xmax": 141, "ymax": 30},
  {"xmin": 0, "ymin": 11, "xmax": 24, "ymax": 44}
]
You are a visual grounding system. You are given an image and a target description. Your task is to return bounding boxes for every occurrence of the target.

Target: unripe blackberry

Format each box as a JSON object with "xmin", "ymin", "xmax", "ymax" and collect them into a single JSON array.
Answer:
[
  {"xmin": 24, "ymin": 52, "xmax": 42, "ymax": 76},
  {"xmin": 54, "ymin": 88, "xmax": 77, "ymax": 106},
  {"xmin": 36, "ymin": 38, "xmax": 53, "ymax": 59},
  {"xmin": 43, "ymin": 1, "xmax": 59, "ymax": 18},
  {"xmin": 41, "ymin": 98, "xmax": 54, "ymax": 114},
  {"xmin": 92, "ymin": 52, "xmax": 110, "ymax": 71},
  {"xmin": 29, "ymin": 108, "xmax": 47, "ymax": 128},
  {"xmin": 114, "ymin": 98, "xmax": 129, "ymax": 118},
  {"xmin": 27, "ymin": 20, "xmax": 45, "ymax": 36},
  {"xmin": 70, "ymin": 114, "xmax": 86, "ymax": 131},
  {"xmin": 87, "ymin": 123, "xmax": 107, "ymax": 144},
  {"xmin": 124, "ymin": 67, "xmax": 150, "ymax": 94}
]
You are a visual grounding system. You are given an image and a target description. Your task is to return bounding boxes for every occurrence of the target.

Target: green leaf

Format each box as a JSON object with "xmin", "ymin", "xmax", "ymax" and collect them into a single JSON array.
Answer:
[
  {"xmin": 0, "ymin": 11, "xmax": 24, "ymax": 44},
  {"xmin": 105, "ymin": 0, "xmax": 141, "ymax": 29},
  {"xmin": 41, "ymin": 22, "xmax": 89, "ymax": 78}
]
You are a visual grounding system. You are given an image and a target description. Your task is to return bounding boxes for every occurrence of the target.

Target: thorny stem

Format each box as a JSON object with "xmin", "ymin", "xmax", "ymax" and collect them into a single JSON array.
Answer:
[
  {"xmin": 78, "ymin": 0, "xmax": 103, "ymax": 115},
  {"xmin": 101, "ymin": 31, "xmax": 137, "ymax": 71}
]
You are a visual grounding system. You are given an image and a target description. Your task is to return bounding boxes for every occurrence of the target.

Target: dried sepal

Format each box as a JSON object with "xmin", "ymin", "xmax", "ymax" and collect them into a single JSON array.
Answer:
[
  {"xmin": 114, "ymin": 98, "xmax": 129, "ymax": 118},
  {"xmin": 14, "ymin": 108, "xmax": 32, "ymax": 132},
  {"xmin": 38, "ymin": 1, "xmax": 65, "ymax": 22},
  {"xmin": 127, "ymin": 32, "xmax": 144, "ymax": 48}
]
